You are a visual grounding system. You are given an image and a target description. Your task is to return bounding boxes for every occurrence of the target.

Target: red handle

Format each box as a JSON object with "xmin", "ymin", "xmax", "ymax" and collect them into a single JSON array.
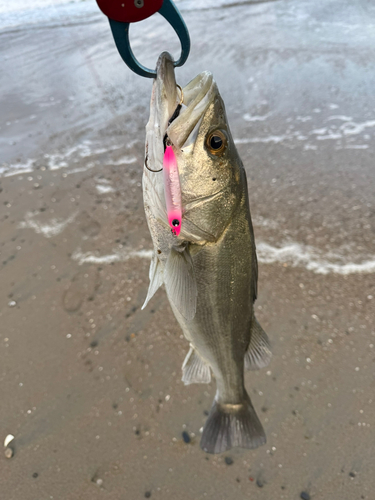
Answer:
[{"xmin": 96, "ymin": 0, "xmax": 163, "ymax": 23}]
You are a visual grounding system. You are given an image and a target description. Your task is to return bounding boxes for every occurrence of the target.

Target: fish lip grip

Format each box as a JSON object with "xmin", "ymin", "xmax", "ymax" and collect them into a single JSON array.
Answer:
[{"xmin": 95, "ymin": 0, "xmax": 190, "ymax": 78}]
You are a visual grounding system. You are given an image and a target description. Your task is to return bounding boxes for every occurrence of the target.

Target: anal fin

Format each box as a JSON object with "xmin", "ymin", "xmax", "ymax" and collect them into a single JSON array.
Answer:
[
  {"xmin": 182, "ymin": 345, "xmax": 211, "ymax": 385},
  {"xmin": 245, "ymin": 316, "xmax": 272, "ymax": 371}
]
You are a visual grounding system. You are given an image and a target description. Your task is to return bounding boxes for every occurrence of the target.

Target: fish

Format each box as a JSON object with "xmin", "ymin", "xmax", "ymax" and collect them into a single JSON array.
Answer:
[{"xmin": 142, "ymin": 52, "xmax": 272, "ymax": 454}]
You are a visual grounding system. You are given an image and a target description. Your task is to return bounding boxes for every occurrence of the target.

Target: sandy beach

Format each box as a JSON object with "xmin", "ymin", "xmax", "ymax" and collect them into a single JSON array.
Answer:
[{"xmin": 1, "ymin": 1, "xmax": 375, "ymax": 499}]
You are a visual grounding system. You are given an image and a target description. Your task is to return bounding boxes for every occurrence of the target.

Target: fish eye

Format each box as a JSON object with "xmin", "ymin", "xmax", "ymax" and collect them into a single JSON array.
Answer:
[{"xmin": 206, "ymin": 130, "xmax": 227, "ymax": 156}]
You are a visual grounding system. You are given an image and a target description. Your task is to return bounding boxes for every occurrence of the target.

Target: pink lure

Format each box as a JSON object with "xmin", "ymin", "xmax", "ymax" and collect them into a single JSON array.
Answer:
[{"xmin": 163, "ymin": 145, "xmax": 182, "ymax": 237}]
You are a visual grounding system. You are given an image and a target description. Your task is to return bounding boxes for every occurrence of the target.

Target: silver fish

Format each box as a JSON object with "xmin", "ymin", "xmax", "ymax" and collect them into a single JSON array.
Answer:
[{"xmin": 142, "ymin": 52, "xmax": 271, "ymax": 454}]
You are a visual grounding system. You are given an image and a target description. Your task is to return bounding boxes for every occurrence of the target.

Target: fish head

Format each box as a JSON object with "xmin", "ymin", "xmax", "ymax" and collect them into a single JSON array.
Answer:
[
  {"xmin": 169, "ymin": 72, "xmax": 245, "ymax": 241},
  {"xmin": 145, "ymin": 53, "xmax": 246, "ymax": 243}
]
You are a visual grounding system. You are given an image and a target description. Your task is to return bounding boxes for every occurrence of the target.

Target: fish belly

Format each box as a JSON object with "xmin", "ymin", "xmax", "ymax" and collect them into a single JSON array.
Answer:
[{"xmin": 172, "ymin": 203, "xmax": 255, "ymax": 404}]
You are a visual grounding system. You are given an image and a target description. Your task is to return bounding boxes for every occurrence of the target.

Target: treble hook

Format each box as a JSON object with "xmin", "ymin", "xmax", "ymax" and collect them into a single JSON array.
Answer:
[{"xmin": 96, "ymin": 0, "xmax": 191, "ymax": 78}]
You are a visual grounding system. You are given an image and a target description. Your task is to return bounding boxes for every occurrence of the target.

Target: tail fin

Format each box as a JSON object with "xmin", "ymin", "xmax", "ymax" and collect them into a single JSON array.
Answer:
[{"xmin": 200, "ymin": 392, "xmax": 266, "ymax": 454}]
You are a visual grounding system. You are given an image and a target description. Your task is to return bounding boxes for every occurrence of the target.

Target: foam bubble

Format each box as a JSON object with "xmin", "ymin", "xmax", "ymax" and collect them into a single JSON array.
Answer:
[
  {"xmin": 257, "ymin": 242, "xmax": 375, "ymax": 275},
  {"xmin": 18, "ymin": 211, "xmax": 77, "ymax": 238}
]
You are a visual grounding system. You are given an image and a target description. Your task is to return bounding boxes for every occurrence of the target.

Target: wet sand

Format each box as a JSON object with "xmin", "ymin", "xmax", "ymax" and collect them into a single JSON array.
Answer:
[{"xmin": 1, "ymin": 1, "xmax": 375, "ymax": 499}]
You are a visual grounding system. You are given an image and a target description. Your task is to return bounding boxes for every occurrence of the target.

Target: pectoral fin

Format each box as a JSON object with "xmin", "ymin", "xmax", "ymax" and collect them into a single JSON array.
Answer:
[
  {"xmin": 182, "ymin": 345, "xmax": 211, "ymax": 385},
  {"xmin": 141, "ymin": 253, "xmax": 163, "ymax": 310},
  {"xmin": 164, "ymin": 246, "xmax": 197, "ymax": 320},
  {"xmin": 245, "ymin": 316, "xmax": 272, "ymax": 371}
]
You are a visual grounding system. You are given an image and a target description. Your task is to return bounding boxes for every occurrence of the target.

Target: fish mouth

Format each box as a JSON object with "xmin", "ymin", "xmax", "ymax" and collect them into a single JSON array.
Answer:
[
  {"xmin": 167, "ymin": 70, "xmax": 217, "ymax": 150},
  {"xmin": 148, "ymin": 52, "xmax": 217, "ymax": 152},
  {"xmin": 154, "ymin": 51, "xmax": 179, "ymax": 126},
  {"xmin": 145, "ymin": 52, "xmax": 179, "ymax": 174}
]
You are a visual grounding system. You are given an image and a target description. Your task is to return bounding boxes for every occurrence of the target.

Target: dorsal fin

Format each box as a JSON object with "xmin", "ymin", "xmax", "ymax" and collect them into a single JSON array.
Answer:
[{"xmin": 245, "ymin": 316, "xmax": 272, "ymax": 371}]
